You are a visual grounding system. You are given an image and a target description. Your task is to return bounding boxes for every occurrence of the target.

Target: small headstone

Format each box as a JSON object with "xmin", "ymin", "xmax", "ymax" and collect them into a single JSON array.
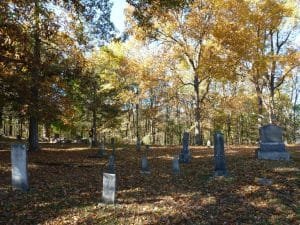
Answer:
[
  {"xmin": 255, "ymin": 177, "xmax": 273, "ymax": 186},
  {"xmin": 102, "ymin": 173, "xmax": 116, "ymax": 204},
  {"xmin": 172, "ymin": 155, "xmax": 180, "ymax": 175},
  {"xmin": 97, "ymin": 143, "xmax": 107, "ymax": 157},
  {"xmin": 140, "ymin": 156, "xmax": 150, "ymax": 174},
  {"xmin": 214, "ymin": 132, "xmax": 227, "ymax": 176},
  {"xmin": 257, "ymin": 124, "xmax": 290, "ymax": 161},
  {"xmin": 107, "ymin": 155, "xmax": 115, "ymax": 173},
  {"xmin": 11, "ymin": 144, "xmax": 29, "ymax": 192},
  {"xmin": 179, "ymin": 132, "xmax": 191, "ymax": 163}
]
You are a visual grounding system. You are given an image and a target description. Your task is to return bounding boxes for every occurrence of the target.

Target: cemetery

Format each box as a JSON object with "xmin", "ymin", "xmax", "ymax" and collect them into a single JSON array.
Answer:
[{"xmin": 1, "ymin": 0, "xmax": 300, "ymax": 224}]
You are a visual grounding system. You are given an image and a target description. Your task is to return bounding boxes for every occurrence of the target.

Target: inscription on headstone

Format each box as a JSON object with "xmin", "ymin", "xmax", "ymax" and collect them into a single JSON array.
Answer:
[
  {"xmin": 214, "ymin": 132, "xmax": 227, "ymax": 176},
  {"xmin": 102, "ymin": 173, "xmax": 116, "ymax": 204},
  {"xmin": 179, "ymin": 132, "xmax": 191, "ymax": 163},
  {"xmin": 11, "ymin": 144, "xmax": 29, "ymax": 191},
  {"xmin": 257, "ymin": 124, "xmax": 290, "ymax": 160}
]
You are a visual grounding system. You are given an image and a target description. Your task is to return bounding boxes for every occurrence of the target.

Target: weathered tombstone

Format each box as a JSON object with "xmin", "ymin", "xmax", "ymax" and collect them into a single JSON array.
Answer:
[
  {"xmin": 179, "ymin": 132, "xmax": 191, "ymax": 163},
  {"xmin": 97, "ymin": 143, "xmax": 106, "ymax": 157},
  {"xmin": 102, "ymin": 173, "xmax": 116, "ymax": 204},
  {"xmin": 172, "ymin": 155, "xmax": 180, "ymax": 175},
  {"xmin": 140, "ymin": 156, "xmax": 150, "ymax": 174},
  {"xmin": 11, "ymin": 144, "xmax": 29, "ymax": 191},
  {"xmin": 107, "ymin": 155, "xmax": 115, "ymax": 173},
  {"xmin": 214, "ymin": 132, "xmax": 227, "ymax": 176},
  {"xmin": 257, "ymin": 124, "xmax": 290, "ymax": 161}
]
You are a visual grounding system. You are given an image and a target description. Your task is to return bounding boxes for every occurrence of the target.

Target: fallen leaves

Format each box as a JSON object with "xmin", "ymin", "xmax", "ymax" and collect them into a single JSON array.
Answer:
[{"xmin": 0, "ymin": 144, "xmax": 299, "ymax": 225}]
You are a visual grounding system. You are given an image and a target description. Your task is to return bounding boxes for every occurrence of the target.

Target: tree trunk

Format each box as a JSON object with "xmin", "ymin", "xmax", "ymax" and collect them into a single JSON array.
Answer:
[
  {"xmin": 29, "ymin": 115, "xmax": 39, "ymax": 151},
  {"xmin": 28, "ymin": 0, "xmax": 41, "ymax": 151},
  {"xmin": 255, "ymin": 85, "xmax": 263, "ymax": 127},
  {"xmin": 194, "ymin": 75, "xmax": 202, "ymax": 145},
  {"xmin": 136, "ymin": 101, "xmax": 141, "ymax": 150}
]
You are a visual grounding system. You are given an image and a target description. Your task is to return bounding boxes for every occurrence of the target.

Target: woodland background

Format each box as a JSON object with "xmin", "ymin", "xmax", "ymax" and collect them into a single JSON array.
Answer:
[{"xmin": 0, "ymin": 0, "xmax": 300, "ymax": 150}]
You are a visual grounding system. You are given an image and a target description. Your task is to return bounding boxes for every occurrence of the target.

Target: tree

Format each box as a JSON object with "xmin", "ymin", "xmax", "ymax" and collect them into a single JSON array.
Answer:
[
  {"xmin": 0, "ymin": 0, "xmax": 115, "ymax": 150},
  {"xmin": 126, "ymin": 0, "xmax": 240, "ymax": 144}
]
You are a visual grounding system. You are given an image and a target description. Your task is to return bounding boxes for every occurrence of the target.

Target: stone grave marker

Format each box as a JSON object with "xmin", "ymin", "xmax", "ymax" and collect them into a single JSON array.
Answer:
[
  {"xmin": 97, "ymin": 143, "xmax": 107, "ymax": 157},
  {"xmin": 102, "ymin": 173, "xmax": 116, "ymax": 204},
  {"xmin": 172, "ymin": 155, "xmax": 180, "ymax": 175},
  {"xmin": 214, "ymin": 132, "xmax": 227, "ymax": 176},
  {"xmin": 257, "ymin": 124, "xmax": 290, "ymax": 160},
  {"xmin": 11, "ymin": 143, "xmax": 29, "ymax": 191},
  {"xmin": 140, "ymin": 156, "xmax": 150, "ymax": 174},
  {"xmin": 179, "ymin": 132, "xmax": 191, "ymax": 163}
]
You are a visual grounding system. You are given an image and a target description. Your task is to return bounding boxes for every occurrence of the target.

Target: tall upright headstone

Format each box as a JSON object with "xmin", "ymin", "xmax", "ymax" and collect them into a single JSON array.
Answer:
[
  {"xmin": 179, "ymin": 132, "xmax": 191, "ymax": 163},
  {"xmin": 11, "ymin": 144, "xmax": 29, "ymax": 191},
  {"xmin": 102, "ymin": 173, "xmax": 116, "ymax": 204},
  {"xmin": 257, "ymin": 124, "xmax": 290, "ymax": 160},
  {"xmin": 214, "ymin": 132, "xmax": 227, "ymax": 176}
]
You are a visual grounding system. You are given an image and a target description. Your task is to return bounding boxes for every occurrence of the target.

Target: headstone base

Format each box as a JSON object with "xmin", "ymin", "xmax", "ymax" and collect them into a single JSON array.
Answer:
[
  {"xmin": 257, "ymin": 150, "xmax": 290, "ymax": 161},
  {"xmin": 214, "ymin": 170, "xmax": 228, "ymax": 177},
  {"xmin": 140, "ymin": 170, "xmax": 151, "ymax": 175}
]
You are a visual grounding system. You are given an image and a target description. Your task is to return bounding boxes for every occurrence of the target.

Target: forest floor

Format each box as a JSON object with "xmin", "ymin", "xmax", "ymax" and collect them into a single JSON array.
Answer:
[{"xmin": 0, "ymin": 142, "xmax": 299, "ymax": 225}]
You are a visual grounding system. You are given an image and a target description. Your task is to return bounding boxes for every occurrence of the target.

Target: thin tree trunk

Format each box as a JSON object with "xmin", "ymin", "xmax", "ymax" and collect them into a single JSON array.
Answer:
[{"xmin": 28, "ymin": 0, "xmax": 41, "ymax": 151}]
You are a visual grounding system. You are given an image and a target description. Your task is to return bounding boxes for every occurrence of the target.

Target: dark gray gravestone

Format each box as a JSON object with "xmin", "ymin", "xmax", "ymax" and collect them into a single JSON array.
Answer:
[
  {"xmin": 11, "ymin": 144, "xmax": 29, "ymax": 191},
  {"xmin": 97, "ymin": 143, "xmax": 107, "ymax": 157},
  {"xmin": 107, "ymin": 155, "xmax": 115, "ymax": 173},
  {"xmin": 140, "ymin": 156, "xmax": 150, "ymax": 174},
  {"xmin": 257, "ymin": 124, "xmax": 290, "ymax": 160},
  {"xmin": 214, "ymin": 132, "xmax": 227, "ymax": 176},
  {"xmin": 102, "ymin": 173, "xmax": 116, "ymax": 204},
  {"xmin": 179, "ymin": 132, "xmax": 191, "ymax": 163},
  {"xmin": 172, "ymin": 155, "xmax": 180, "ymax": 175}
]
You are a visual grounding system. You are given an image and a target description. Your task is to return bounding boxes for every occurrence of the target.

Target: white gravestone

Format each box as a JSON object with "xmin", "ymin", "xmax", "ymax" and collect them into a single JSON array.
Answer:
[
  {"xmin": 102, "ymin": 173, "xmax": 116, "ymax": 204},
  {"xmin": 11, "ymin": 144, "xmax": 29, "ymax": 191}
]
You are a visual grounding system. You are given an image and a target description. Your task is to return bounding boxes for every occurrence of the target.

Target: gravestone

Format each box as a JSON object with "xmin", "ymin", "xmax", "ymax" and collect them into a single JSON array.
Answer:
[
  {"xmin": 172, "ymin": 155, "xmax": 180, "ymax": 175},
  {"xmin": 214, "ymin": 132, "xmax": 227, "ymax": 176},
  {"xmin": 97, "ymin": 143, "xmax": 107, "ymax": 157},
  {"xmin": 257, "ymin": 124, "xmax": 290, "ymax": 160},
  {"xmin": 179, "ymin": 132, "xmax": 191, "ymax": 163},
  {"xmin": 107, "ymin": 155, "xmax": 115, "ymax": 173},
  {"xmin": 140, "ymin": 156, "xmax": 150, "ymax": 174},
  {"xmin": 102, "ymin": 173, "xmax": 116, "ymax": 204},
  {"xmin": 11, "ymin": 144, "xmax": 29, "ymax": 191}
]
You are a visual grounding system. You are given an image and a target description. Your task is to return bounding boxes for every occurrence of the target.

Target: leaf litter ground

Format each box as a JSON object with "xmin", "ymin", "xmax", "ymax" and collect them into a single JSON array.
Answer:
[{"xmin": 0, "ymin": 143, "xmax": 299, "ymax": 225}]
